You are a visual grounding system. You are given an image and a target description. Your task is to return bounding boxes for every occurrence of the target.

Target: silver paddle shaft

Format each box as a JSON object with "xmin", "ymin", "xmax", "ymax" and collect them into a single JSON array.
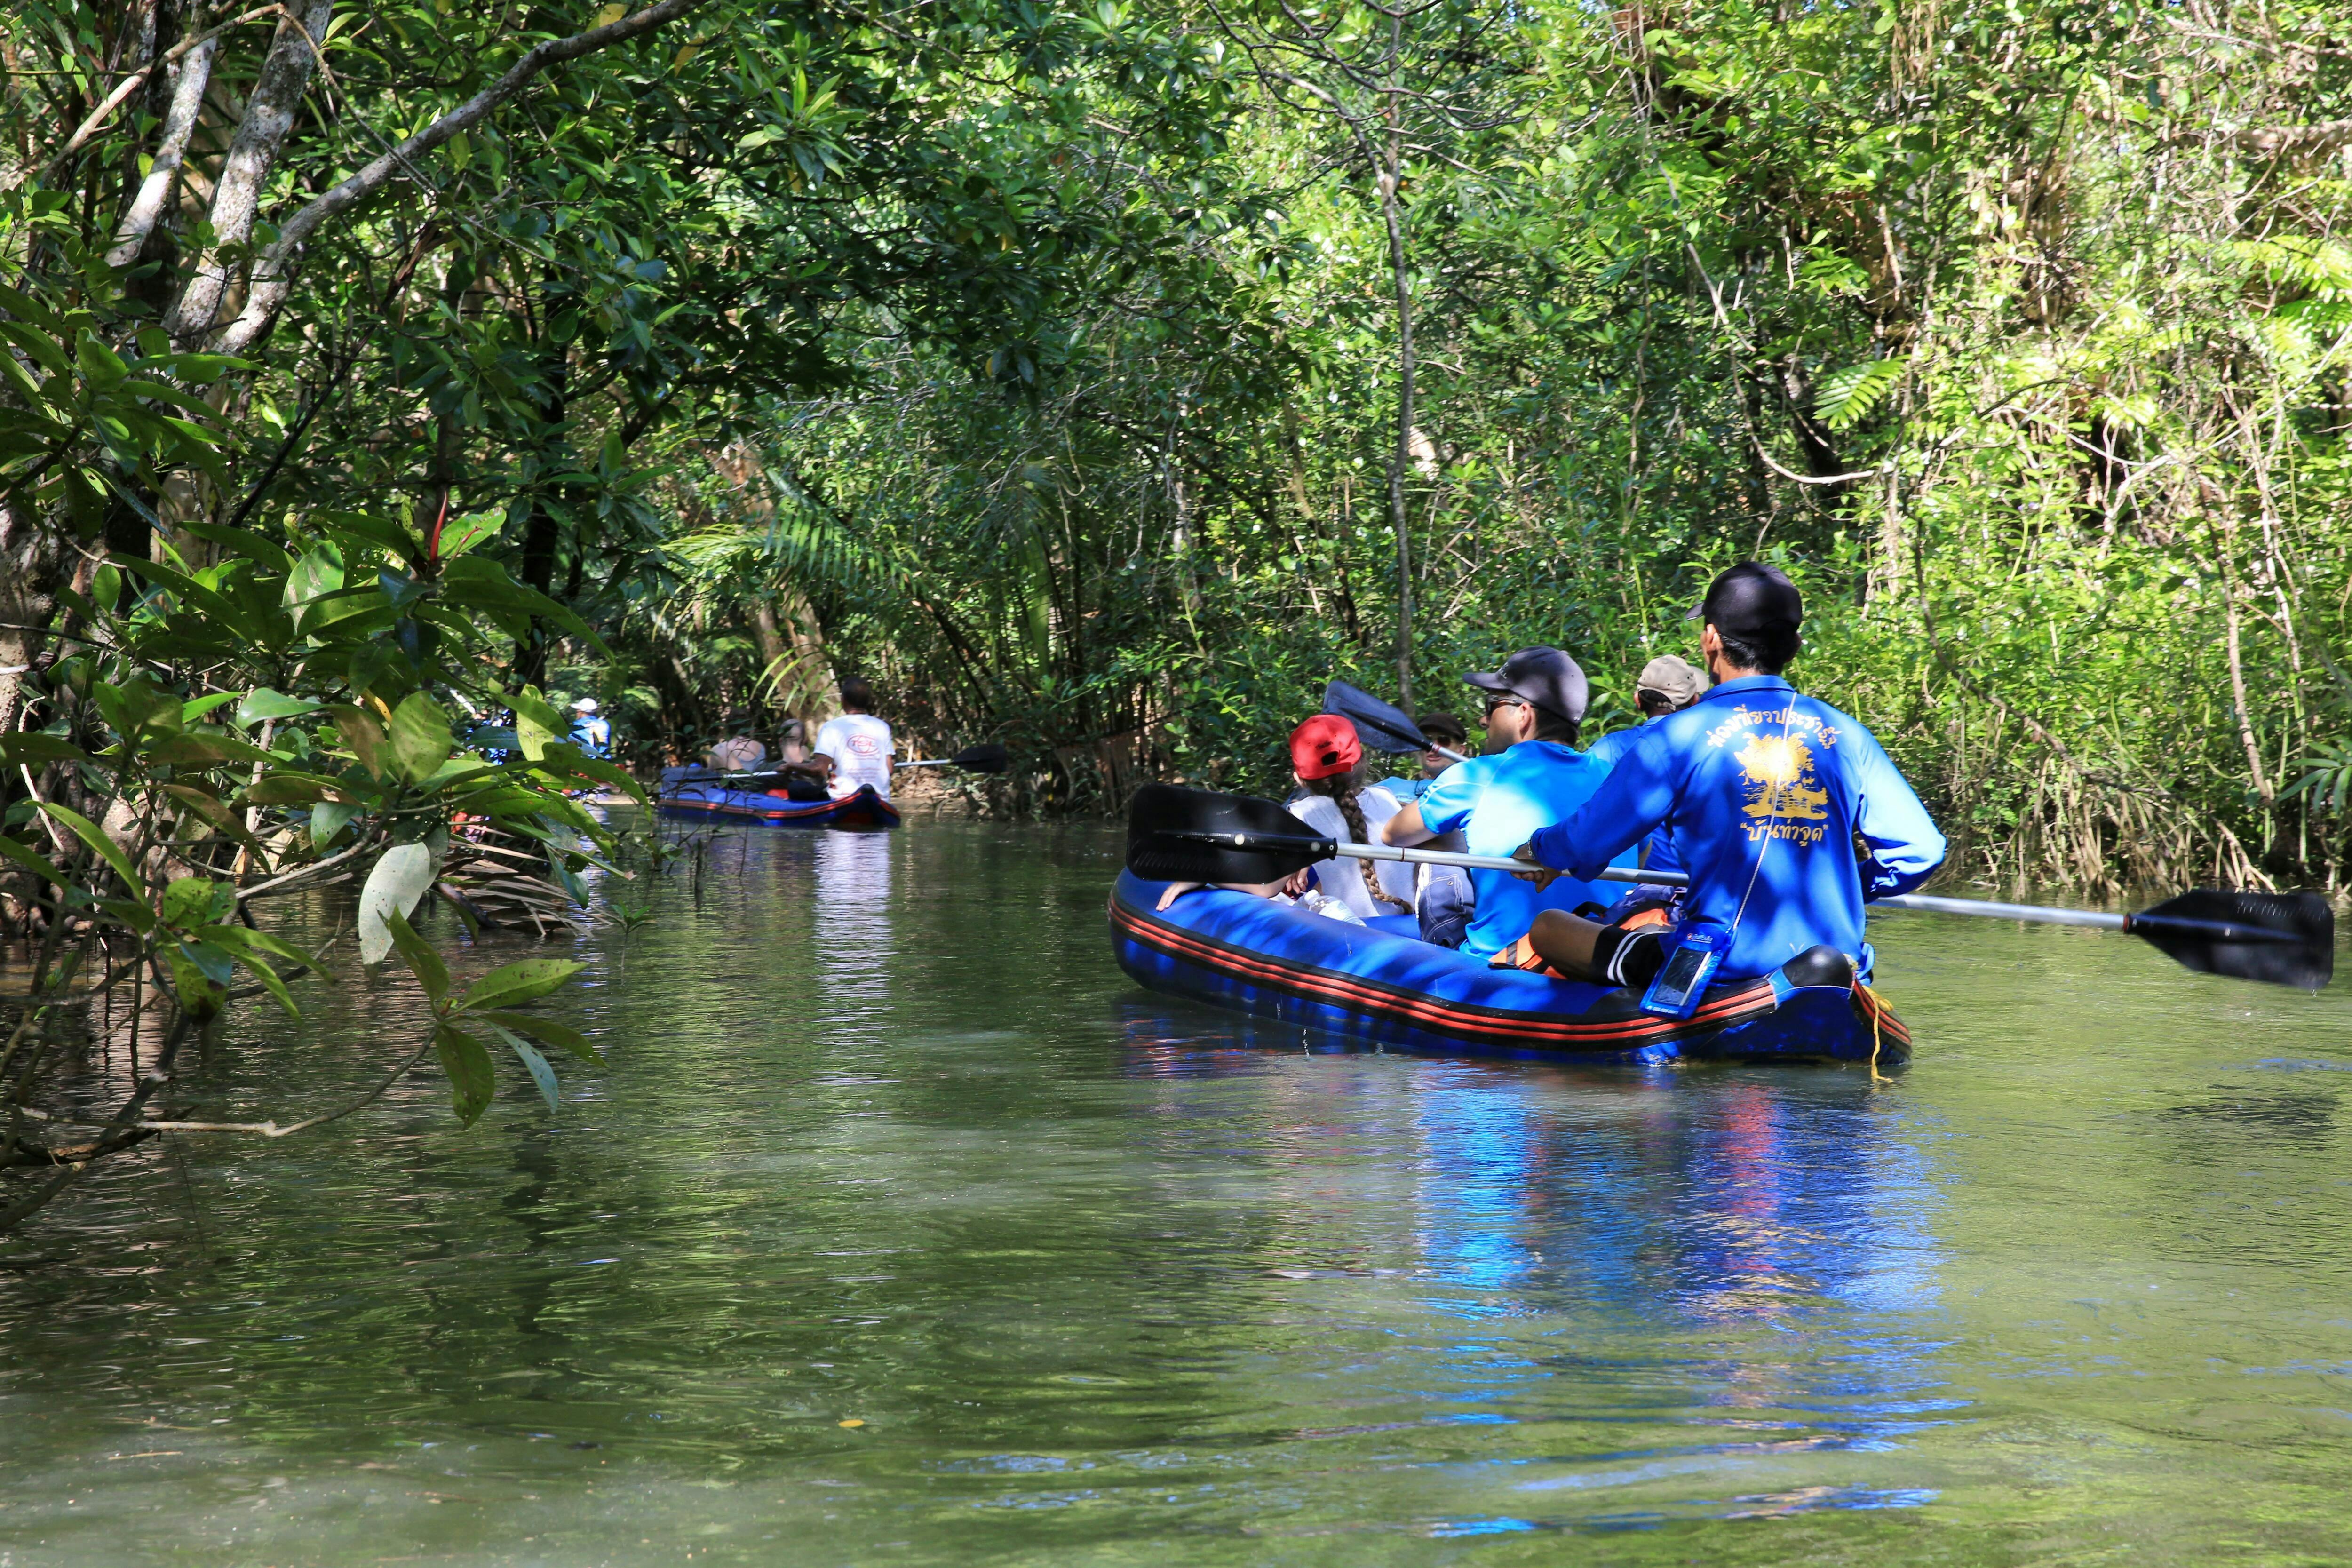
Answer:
[
  {"xmin": 1874, "ymin": 892, "xmax": 2125, "ymax": 929},
  {"xmin": 1335, "ymin": 848, "xmax": 2144, "ymax": 928},
  {"xmin": 1323, "ymin": 841, "xmax": 1681, "ymax": 887}
]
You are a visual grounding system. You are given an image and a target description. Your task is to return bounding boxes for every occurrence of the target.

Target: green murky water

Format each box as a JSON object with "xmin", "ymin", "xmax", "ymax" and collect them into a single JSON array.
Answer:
[{"xmin": 3, "ymin": 820, "xmax": 2350, "ymax": 1566}]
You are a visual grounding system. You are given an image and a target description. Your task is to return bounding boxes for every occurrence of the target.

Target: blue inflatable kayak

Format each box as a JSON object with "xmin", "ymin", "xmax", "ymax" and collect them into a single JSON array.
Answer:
[
  {"xmin": 657, "ymin": 780, "xmax": 900, "ymax": 828},
  {"xmin": 1109, "ymin": 871, "xmax": 1908, "ymax": 1066}
]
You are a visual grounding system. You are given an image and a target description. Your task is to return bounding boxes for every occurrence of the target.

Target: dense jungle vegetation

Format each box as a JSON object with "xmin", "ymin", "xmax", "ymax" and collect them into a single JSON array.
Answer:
[{"xmin": 0, "ymin": 0, "xmax": 2345, "ymax": 1219}]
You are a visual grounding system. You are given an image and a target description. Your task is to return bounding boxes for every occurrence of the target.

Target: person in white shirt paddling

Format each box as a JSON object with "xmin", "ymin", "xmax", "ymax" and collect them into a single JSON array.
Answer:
[{"xmin": 802, "ymin": 676, "xmax": 896, "ymax": 800}]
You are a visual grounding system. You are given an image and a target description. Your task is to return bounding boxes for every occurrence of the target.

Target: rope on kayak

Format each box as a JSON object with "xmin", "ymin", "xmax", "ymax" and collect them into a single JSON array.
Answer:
[{"xmin": 1859, "ymin": 980, "xmax": 1887, "ymax": 1082}]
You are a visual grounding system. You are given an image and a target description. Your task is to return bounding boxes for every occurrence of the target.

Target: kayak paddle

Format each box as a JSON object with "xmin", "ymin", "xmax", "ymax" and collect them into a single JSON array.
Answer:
[
  {"xmin": 1876, "ymin": 890, "xmax": 2333, "ymax": 990},
  {"xmin": 1322, "ymin": 680, "xmax": 1472, "ymax": 764},
  {"xmin": 1128, "ymin": 785, "xmax": 2335, "ymax": 989},
  {"xmin": 1127, "ymin": 783, "xmax": 1661, "ymax": 887},
  {"xmin": 898, "ymin": 741, "xmax": 1010, "ymax": 774}
]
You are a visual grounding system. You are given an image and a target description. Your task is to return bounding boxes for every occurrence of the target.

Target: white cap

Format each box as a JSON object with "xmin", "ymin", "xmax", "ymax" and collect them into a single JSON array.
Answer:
[{"xmin": 572, "ymin": 697, "xmax": 599, "ymax": 713}]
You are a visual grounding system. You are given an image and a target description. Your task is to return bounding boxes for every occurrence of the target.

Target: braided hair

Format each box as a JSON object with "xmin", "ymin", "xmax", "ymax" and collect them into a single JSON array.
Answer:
[{"xmin": 1300, "ymin": 767, "xmax": 1412, "ymax": 913}]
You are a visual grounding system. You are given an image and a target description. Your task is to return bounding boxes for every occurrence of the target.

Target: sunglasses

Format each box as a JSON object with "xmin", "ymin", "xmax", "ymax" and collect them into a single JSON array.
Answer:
[{"xmin": 1483, "ymin": 693, "xmax": 1528, "ymax": 717}]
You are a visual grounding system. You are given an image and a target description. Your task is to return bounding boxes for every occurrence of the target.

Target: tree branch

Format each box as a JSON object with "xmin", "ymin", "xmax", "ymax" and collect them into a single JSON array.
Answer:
[
  {"xmin": 31, "ymin": 5, "xmax": 283, "ymax": 189},
  {"xmin": 214, "ymin": 0, "xmax": 706, "ymax": 355}
]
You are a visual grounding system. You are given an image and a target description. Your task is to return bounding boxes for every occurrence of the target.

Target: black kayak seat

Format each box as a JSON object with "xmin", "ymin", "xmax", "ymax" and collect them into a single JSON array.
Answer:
[{"xmin": 1778, "ymin": 945, "xmax": 1855, "ymax": 989}]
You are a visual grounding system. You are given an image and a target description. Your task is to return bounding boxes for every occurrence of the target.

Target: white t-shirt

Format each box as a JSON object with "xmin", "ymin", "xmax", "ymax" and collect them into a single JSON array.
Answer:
[
  {"xmin": 1291, "ymin": 785, "xmax": 1414, "ymax": 917},
  {"xmin": 815, "ymin": 713, "xmax": 894, "ymax": 798}
]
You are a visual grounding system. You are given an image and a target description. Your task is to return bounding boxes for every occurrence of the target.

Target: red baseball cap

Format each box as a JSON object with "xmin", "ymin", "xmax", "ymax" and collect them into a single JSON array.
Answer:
[{"xmin": 1289, "ymin": 714, "xmax": 1362, "ymax": 781}]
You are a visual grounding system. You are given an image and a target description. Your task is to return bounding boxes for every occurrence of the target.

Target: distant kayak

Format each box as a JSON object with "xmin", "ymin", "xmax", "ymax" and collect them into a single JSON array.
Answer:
[
  {"xmin": 657, "ymin": 776, "xmax": 900, "ymax": 829},
  {"xmin": 1109, "ymin": 870, "xmax": 1907, "ymax": 1067}
]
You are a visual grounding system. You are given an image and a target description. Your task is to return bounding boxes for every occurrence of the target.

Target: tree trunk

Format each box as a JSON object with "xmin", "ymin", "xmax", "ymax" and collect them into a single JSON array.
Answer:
[
  {"xmin": 512, "ymin": 325, "xmax": 572, "ymax": 686},
  {"xmin": 1774, "ymin": 351, "xmax": 1847, "ymax": 481},
  {"xmin": 750, "ymin": 601, "xmax": 790, "ymax": 716},
  {"xmin": 1377, "ymin": 65, "xmax": 1415, "ymax": 710},
  {"xmin": 1164, "ymin": 422, "xmax": 1201, "ymax": 632},
  {"xmin": 108, "ymin": 24, "xmax": 215, "ymax": 268},
  {"xmin": 0, "ymin": 499, "xmax": 65, "ymax": 740},
  {"xmin": 164, "ymin": 0, "xmax": 334, "ymax": 348}
]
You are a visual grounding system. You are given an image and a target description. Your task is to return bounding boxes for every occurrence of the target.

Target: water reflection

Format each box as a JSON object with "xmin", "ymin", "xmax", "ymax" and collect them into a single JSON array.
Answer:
[
  {"xmin": 1113, "ymin": 998, "xmax": 1956, "ymax": 1503},
  {"xmin": 813, "ymin": 829, "xmax": 893, "ymax": 1006},
  {"xmin": 3, "ymin": 825, "xmax": 2351, "ymax": 1563}
]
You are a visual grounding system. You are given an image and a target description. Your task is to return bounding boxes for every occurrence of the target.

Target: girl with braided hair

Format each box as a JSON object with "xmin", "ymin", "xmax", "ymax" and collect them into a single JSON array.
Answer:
[
  {"xmin": 1149, "ymin": 715, "xmax": 1416, "ymax": 920},
  {"xmin": 1285, "ymin": 715, "xmax": 1415, "ymax": 919}
]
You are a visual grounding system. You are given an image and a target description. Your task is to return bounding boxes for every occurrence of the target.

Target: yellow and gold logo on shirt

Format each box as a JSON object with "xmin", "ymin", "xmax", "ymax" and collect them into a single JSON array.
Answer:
[{"xmin": 1735, "ymin": 731, "xmax": 1830, "ymax": 844}]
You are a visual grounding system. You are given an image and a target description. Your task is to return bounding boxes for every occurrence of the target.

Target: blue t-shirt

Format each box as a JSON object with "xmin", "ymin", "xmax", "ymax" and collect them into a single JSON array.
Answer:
[
  {"xmin": 1528, "ymin": 676, "xmax": 1946, "ymax": 980},
  {"xmin": 1583, "ymin": 724, "xmax": 1679, "ymax": 877},
  {"xmin": 570, "ymin": 716, "xmax": 611, "ymax": 758},
  {"xmin": 1375, "ymin": 774, "xmax": 1430, "ymax": 803},
  {"xmin": 1415, "ymin": 741, "xmax": 1613, "ymax": 959}
]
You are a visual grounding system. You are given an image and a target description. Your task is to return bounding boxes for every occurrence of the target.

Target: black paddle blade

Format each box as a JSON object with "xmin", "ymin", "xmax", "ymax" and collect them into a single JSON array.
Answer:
[
  {"xmin": 2130, "ymin": 889, "xmax": 2334, "ymax": 990},
  {"xmin": 1322, "ymin": 680, "xmax": 1427, "ymax": 755},
  {"xmin": 952, "ymin": 742, "xmax": 1009, "ymax": 774},
  {"xmin": 1126, "ymin": 785, "xmax": 1326, "ymax": 883}
]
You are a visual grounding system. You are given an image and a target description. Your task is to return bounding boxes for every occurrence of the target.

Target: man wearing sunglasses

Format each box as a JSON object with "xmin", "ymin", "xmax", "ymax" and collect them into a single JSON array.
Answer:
[{"xmin": 1379, "ymin": 647, "xmax": 1613, "ymax": 958}]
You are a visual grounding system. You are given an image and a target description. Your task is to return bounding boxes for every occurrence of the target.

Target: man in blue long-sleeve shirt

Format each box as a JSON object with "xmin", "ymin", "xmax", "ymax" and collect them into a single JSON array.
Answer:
[{"xmin": 1514, "ymin": 563, "xmax": 1946, "ymax": 989}]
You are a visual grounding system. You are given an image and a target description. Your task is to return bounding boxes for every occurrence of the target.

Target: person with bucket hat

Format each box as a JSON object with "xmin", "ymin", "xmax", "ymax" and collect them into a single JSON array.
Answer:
[
  {"xmin": 1588, "ymin": 654, "xmax": 1708, "ymax": 769},
  {"xmin": 1511, "ymin": 563, "xmax": 1946, "ymax": 992},
  {"xmin": 1379, "ymin": 646, "xmax": 1614, "ymax": 959}
]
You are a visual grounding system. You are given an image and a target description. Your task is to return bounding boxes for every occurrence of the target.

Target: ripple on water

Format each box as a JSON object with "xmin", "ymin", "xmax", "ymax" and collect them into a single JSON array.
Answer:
[{"xmin": 0, "ymin": 824, "xmax": 2350, "ymax": 1564}]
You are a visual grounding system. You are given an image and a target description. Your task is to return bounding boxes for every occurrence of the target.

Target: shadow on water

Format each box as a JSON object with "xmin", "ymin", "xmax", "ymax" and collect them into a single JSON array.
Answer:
[{"xmin": 0, "ymin": 819, "xmax": 2348, "ymax": 1564}]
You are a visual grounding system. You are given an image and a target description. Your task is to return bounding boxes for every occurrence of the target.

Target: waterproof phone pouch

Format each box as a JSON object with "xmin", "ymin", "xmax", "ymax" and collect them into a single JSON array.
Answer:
[{"xmin": 1640, "ymin": 926, "xmax": 1727, "ymax": 1019}]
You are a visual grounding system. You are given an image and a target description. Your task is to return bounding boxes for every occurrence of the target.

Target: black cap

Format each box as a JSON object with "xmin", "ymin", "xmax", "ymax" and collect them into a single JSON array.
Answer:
[
  {"xmin": 1686, "ymin": 562, "xmax": 1803, "ymax": 642},
  {"xmin": 1415, "ymin": 710, "xmax": 1467, "ymax": 745},
  {"xmin": 1462, "ymin": 647, "xmax": 1589, "ymax": 725}
]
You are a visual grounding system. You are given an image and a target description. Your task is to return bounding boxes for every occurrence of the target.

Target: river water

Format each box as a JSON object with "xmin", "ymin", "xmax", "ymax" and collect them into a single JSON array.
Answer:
[{"xmin": 2, "ymin": 820, "xmax": 2349, "ymax": 1565}]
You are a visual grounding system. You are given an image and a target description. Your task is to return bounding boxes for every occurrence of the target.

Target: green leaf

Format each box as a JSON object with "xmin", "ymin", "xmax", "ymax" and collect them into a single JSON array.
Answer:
[
  {"xmin": 309, "ymin": 799, "xmax": 361, "ymax": 848},
  {"xmin": 143, "ymin": 730, "xmax": 274, "ymax": 766},
  {"xmin": 386, "ymin": 692, "xmax": 454, "ymax": 786},
  {"xmin": 477, "ymin": 1008, "xmax": 603, "ymax": 1065},
  {"xmin": 160, "ymin": 875, "xmax": 235, "ymax": 928},
  {"xmin": 320, "ymin": 510, "xmax": 421, "ymax": 566},
  {"xmin": 96, "ymin": 897, "xmax": 159, "ymax": 934},
  {"xmin": 239, "ymin": 688, "xmax": 321, "ymax": 724},
  {"xmin": 510, "ymin": 685, "xmax": 566, "ymax": 762},
  {"xmin": 198, "ymin": 924, "xmax": 304, "ymax": 1017},
  {"xmin": 432, "ymin": 1023, "xmax": 497, "ymax": 1126},
  {"xmin": 0, "ymin": 732, "xmax": 90, "ymax": 767},
  {"xmin": 0, "ymin": 835, "xmax": 72, "ymax": 889},
  {"xmin": 92, "ymin": 673, "xmax": 179, "ymax": 739},
  {"xmin": 357, "ymin": 842, "xmax": 436, "ymax": 963},
  {"xmin": 436, "ymin": 510, "xmax": 504, "ymax": 559},
  {"xmin": 241, "ymin": 772, "xmax": 342, "ymax": 805},
  {"xmin": 161, "ymin": 784, "xmax": 254, "ymax": 846},
  {"xmin": 455, "ymin": 958, "xmax": 585, "ymax": 1013},
  {"xmin": 177, "ymin": 520, "xmax": 292, "ymax": 572},
  {"xmin": 199, "ymin": 915, "xmax": 321, "ymax": 968},
  {"xmin": 1812, "ymin": 358, "xmax": 1905, "ymax": 431},
  {"xmin": 37, "ymin": 801, "xmax": 140, "ymax": 893},
  {"xmin": 385, "ymin": 907, "xmax": 448, "ymax": 1003},
  {"xmin": 325, "ymin": 705, "xmax": 389, "ymax": 780},
  {"xmin": 167, "ymin": 943, "xmax": 230, "ymax": 1019},
  {"xmin": 181, "ymin": 692, "xmax": 241, "ymax": 724},
  {"xmin": 484, "ymin": 1023, "xmax": 561, "ymax": 1111},
  {"xmin": 534, "ymin": 742, "xmax": 646, "ymax": 804}
]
